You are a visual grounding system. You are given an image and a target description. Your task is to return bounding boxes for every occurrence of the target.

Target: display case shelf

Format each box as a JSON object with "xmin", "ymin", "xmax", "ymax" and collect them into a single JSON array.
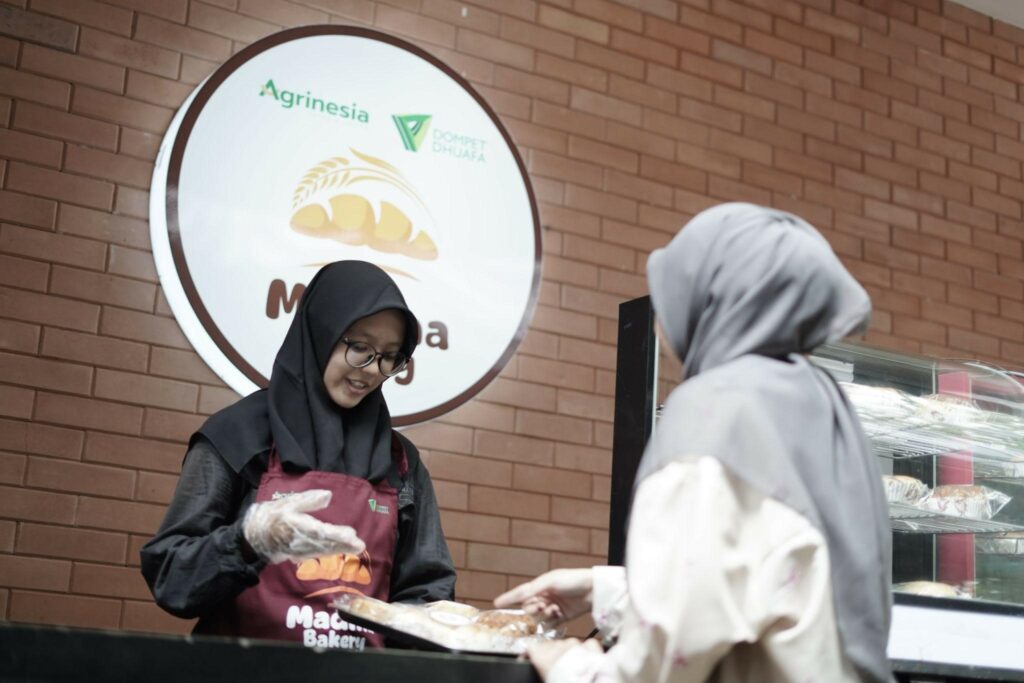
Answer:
[{"xmin": 889, "ymin": 502, "xmax": 1024, "ymax": 535}]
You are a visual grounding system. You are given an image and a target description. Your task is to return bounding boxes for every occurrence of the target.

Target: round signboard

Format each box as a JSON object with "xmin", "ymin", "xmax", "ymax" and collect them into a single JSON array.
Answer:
[{"xmin": 150, "ymin": 26, "xmax": 541, "ymax": 425}]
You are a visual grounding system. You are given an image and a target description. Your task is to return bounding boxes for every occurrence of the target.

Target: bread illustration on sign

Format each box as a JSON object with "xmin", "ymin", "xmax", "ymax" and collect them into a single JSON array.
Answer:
[{"xmin": 289, "ymin": 150, "xmax": 438, "ymax": 261}]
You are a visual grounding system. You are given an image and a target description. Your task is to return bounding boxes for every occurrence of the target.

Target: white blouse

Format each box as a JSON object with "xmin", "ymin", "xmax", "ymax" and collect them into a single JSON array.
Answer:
[{"xmin": 549, "ymin": 457, "xmax": 860, "ymax": 683}]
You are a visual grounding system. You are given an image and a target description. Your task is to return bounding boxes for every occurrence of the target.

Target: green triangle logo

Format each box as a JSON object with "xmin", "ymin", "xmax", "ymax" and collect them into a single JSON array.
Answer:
[
  {"xmin": 368, "ymin": 498, "xmax": 376, "ymax": 512},
  {"xmin": 392, "ymin": 114, "xmax": 432, "ymax": 152}
]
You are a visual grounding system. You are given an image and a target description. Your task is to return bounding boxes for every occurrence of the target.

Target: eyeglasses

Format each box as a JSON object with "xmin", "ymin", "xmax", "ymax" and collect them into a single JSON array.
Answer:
[{"xmin": 341, "ymin": 338, "xmax": 408, "ymax": 377}]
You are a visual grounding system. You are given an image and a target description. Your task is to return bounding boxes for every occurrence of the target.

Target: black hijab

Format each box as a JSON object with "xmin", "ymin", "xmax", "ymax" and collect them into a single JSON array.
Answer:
[{"xmin": 195, "ymin": 261, "xmax": 419, "ymax": 483}]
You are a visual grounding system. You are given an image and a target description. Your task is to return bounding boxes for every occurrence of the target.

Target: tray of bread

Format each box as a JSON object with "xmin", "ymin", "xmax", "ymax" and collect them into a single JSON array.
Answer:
[
  {"xmin": 976, "ymin": 532, "xmax": 1024, "ymax": 555},
  {"xmin": 332, "ymin": 595, "xmax": 561, "ymax": 656}
]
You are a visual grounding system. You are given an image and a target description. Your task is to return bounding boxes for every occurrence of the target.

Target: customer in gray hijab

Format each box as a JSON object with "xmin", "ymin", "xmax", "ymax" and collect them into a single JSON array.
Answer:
[
  {"xmin": 496, "ymin": 202, "xmax": 892, "ymax": 683},
  {"xmin": 641, "ymin": 202, "xmax": 892, "ymax": 682}
]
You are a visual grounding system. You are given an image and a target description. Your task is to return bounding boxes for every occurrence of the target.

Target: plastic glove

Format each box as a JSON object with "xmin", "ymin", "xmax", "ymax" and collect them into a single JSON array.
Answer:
[
  {"xmin": 493, "ymin": 568, "xmax": 593, "ymax": 623},
  {"xmin": 242, "ymin": 489, "xmax": 365, "ymax": 563}
]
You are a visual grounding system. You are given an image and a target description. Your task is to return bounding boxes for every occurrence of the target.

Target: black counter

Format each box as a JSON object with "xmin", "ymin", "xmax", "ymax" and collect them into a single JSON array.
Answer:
[{"xmin": 0, "ymin": 623, "xmax": 541, "ymax": 683}]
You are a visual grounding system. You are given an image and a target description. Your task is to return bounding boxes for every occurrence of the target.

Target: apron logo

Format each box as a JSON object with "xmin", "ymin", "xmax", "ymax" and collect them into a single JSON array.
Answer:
[{"xmin": 368, "ymin": 498, "xmax": 389, "ymax": 514}]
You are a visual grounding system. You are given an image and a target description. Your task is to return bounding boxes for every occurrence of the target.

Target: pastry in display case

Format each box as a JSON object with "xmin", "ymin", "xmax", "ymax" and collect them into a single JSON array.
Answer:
[{"xmin": 812, "ymin": 342, "xmax": 1024, "ymax": 606}]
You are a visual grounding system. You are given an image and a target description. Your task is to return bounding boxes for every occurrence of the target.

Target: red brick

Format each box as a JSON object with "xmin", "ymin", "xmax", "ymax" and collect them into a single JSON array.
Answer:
[
  {"xmin": 70, "ymin": 562, "xmax": 151, "ymax": 600},
  {"xmin": 73, "ymin": 86, "xmax": 173, "ymax": 134},
  {"xmin": 466, "ymin": 541, "xmax": 549, "ymax": 575},
  {"xmin": 975, "ymin": 270, "xmax": 1023, "ymax": 299},
  {"xmin": 0, "ymin": 319, "xmax": 40, "ymax": 354},
  {"xmin": 37, "ymin": 392, "xmax": 144, "ymax": 435},
  {"xmin": 994, "ymin": 58, "xmax": 1024, "ymax": 86},
  {"xmin": 708, "ymin": 175, "xmax": 771, "ymax": 206},
  {"xmin": 511, "ymin": 519, "xmax": 589, "ymax": 553},
  {"xmin": 0, "ymin": 64, "xmax": 72, "ymax": 109},
  {"xmin": 917, "ymin": 255, "xmax": 971, "ymax": 286},
  {"xmin": 27, "ymin": 456, "xmax": 136, "ymax": 498},
  {"xmin": 1, "ymin": 284, "xmax": 103, "ymax": 333},
  {"xmin": 457, "ymin": 27, "xmax": 534, "ymax": 70},
  {"xmin": 31, "ymin": 0, "xmax": 133, "ymax": 36},
  {"xmin": 894, "ymin": 316, "xmax": 946, "ymax": 344},
  {"xmin": 187, "ymin": 1, "xmax": 277, "ymax": 42},
  {"xmin": 469, "ymin": 485, "xmax": 550, "ymax": 522},
  {"xmin": 83, "ymin": 431, "xmax": 182, "ymax": 474},
  {"xmin": 22, "ymin": 43, "xmax": 125, "ymax": 93},
  {"xmin": 975, "ymin": 188, "xmax": 1022, "ymax": 219},
  {"xmin": 974, "ymin": 147, "xmax": 1021, "ymax": 179},
  {"xmin": 860, "ymin": 27, "xmax": 916, "ymax": 64},
  {"xmin": 535, "ymin": 53, "xmax": 607, "ymax": 92},
  {"xmin": 576, "ymin": 40, "xmax": 644, "ymax": 80},
  {"xmin": 893, "ymin": 185, "xmax": 943, "ymax": 216},
  {"xmin": 921, "ymin": 299, "xmax": 972, "ymax": 329},
  {"xmin": 77, "ymin": 495, "xmax": 165, "ymax": 535},
  {"xmin": 0, "ymin": 450, "xmax": 27, "ymax": 482},
  {"xmin": 17, "ymin": 522, "xmax": 127, "ymax": 563},
  {"xmin": 7, "ymin": 162, "xmax": 114, "ymax": 211},
  {"xmin": 833, "ymin": 38, "xmax": 887, "ymax": 75},
  {"xmin": 51, "ymin": 266, "xmax": 156, "ymax": 312},
  {"xmin": 551, "ymin": 495, "xmax": 608, "ymax": 527},
  {"xmin": 944, "ymin": 80, "xmax": 994, "ymax": 115},
  {"xmin": 122, "ymin": 599, "xmax": 196, "ymax": 634},
  {"xmin": 0, "ymin": 554, "xmax": 71, "ymax": 591},
  {"xmin": 0, "ymin": 416, "xmax": 84, "ymax": 461},
  {"xmin": 807, "ymin": 138, "xmax": 862, "ymax": 171},
  {"xmin": 141, "ymin": 408, "xmax": 204, "ymax": 443},
  {"xmin": 921, "ymin": 171, "xmax": 966, "ymax": 202},
  {"xmin": 515, "ymin": 408, "xmax": 592, "ymax": 445},
  {"xmin": 0, "ymin": 189, "xmax": 57, "ymax": 230},
  {"xmin": 78, "ymin": 26, "xmax": 180, "ymax": 78},
  {"xmin": 12, "ymin": 101, "xmax": 118, "ymax": 151},
  {"xmin": 0, "ymin": 253, "xmax": 49, "ymax": 291},
  {"xmin": 375, "ymin": 4, "xmax": 458, "ymax": 48},
  {"xmin": 949, "ymin": 283, "xmax": 999, "ymax": 314},
  {"xmin": 949, "ymin": 160, "xmax": 996, "ymax": 191},
  {"xmin": 775, "ymin": 18, "xmax": 831, "ymax": 53},
  {"xmin": 1, "ymin": 223, "xmax": 107, "ymax": 270},
  {"xmin": 948, "ymin": 243, "xmax": 998, "ymax": 272},
  {"xmin": 837, "ymin": 125, "xmax": 892, "ymax": 159},
  {"xmin": 441, "ymin": 509, "xmax": 510, "ymax": 544},
  {"xmin": 0, "ymin": 127, "xmax": 63, "ymax": 168},
  {"xmin": 974, "ymin": 313, "xmax": 1024, "ymax": 344},
  {"xmin": 948, "ymin": 328, "xmax": 999, "ymax": 357},
  {"xmin": 891, "ymin": 228, "xmax": 943, "ymax": 261},
  {"xmin": 919, "ymin": 89, "xmax": 968, "ymax": 122},
  {"xmin": 0, "ymin": 483, "xmax": 76, "ymax": 523},
  {"xmin": 58, "ymin": 204, "xmax": 149, "ymax": 250},
  {"xmin": 0, "ymin": 350, "xmax": 92, "ymax": 395},
  {"xmin": 969, "ymin": 68, "xmax": 1017, "ymax": 100},
  {"xmin": 835, "ymin": 168, "xmax": 889, "ymax": 201},
  {"xmin": 949, "ymin": 201, "xmax": 997, "ymax": 231},
  {"xmin": 645, "ymin": 15, "xmax": 710, "ymax": 55},
  {"xmin": 9, "ymin": 589, "xmax": 121, "ymax": 629},
  {"xmin": 779, "ymin": 106, "xmax": 835, "ymax": 141},
  {"xmin": 865, "ymin": 241, "xmax": 919, "ymax": 273},
  {"xmin": 134, "ymin": 471, "xmax": 178, "ymax": 507}
]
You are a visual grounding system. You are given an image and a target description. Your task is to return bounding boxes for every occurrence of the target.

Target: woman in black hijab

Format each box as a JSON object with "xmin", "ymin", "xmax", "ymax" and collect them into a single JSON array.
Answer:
[{"xmin": 142, "ymin": 261, "xmax": 455, "ymax": 648}]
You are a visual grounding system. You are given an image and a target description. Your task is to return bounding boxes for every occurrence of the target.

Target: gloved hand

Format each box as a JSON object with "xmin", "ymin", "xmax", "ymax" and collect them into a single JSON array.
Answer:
[
  {"xmin": 242, "ymin": 489, "xmax": 365, "ymax": 563},
  {"xmin": 493, "ymin": 568, "xmax": 593, "ymax": 623}
]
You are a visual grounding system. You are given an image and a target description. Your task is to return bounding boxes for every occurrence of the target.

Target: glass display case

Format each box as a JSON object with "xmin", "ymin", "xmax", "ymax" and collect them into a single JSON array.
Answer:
[{"xmin": 610, "ymin": 296, "xmax": 1024, "ymax": 679}]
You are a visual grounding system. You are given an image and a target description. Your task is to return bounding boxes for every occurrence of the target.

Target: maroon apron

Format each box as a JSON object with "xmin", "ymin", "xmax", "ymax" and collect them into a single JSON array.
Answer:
[{"xmin": 215, "ymin": 437, "xmax": 406, "ymax": 650}]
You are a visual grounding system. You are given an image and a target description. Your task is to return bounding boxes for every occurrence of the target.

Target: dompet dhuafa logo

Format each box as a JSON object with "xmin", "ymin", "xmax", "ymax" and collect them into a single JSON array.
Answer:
[
  {"xmin": 149, "ymin": 27, "xmax": 540, "ymax": 425},
  {"xmin": 392, "ymin": 114, "xmax": 431, "ymax": 152}
]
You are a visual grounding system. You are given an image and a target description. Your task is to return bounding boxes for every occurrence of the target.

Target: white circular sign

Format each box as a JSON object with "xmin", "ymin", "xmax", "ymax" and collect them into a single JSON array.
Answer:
[{"xmin": 150, "ymin": 27, "xmax": 541, "ymax": 425}]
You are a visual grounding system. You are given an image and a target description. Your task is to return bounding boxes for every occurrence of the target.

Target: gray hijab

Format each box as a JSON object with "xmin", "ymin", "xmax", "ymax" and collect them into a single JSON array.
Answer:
[{"xmin": 640, "ymin": 203, "xmax": 893, "ymax": 683}]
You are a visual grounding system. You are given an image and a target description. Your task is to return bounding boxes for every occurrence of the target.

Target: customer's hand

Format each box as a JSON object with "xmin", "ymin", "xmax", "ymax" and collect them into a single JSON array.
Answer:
[
  {"xmin": 494, "ymin": 568, "xmax": 593, "ymax": 623},
  {"xmin": 242, "ymin": 489, "xmax": 364, "ymax": 563}
]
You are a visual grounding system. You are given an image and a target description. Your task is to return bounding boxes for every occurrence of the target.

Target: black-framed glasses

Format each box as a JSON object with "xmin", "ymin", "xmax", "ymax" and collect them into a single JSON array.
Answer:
[{"xmin": 341, "ymin": 338, "xmax": 408, "ymax": 377}]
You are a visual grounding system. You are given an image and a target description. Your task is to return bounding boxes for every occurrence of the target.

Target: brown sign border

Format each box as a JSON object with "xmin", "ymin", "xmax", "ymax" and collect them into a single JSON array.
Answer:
[{"xmin": 163, "ymin": 25, "xmax": 542, "ymax": 426}]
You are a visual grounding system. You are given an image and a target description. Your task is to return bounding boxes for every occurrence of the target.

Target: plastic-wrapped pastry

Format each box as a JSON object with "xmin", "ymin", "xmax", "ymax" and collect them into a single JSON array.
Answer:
[
  {"xmin": 894, "ymin": 580, "xmax": 964, "ymax": 598},
  {"xmin": 914, "ymin": 393, "xmax": 985, "ymax": 428},
  {"xmin": 917, "ymin": 484, "xmax": 1011, "ymax": 520},
  {"xmin": 839, "ymin": 382, "xmax": 914, "ymax": 421},
  {"xmin": 883, "ymin": 475, "xmax": 929, "ymax": 504}
]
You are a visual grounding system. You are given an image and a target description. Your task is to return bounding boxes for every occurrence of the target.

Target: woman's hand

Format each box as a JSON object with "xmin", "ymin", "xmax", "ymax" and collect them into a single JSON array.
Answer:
[
  {"xmin": 525, "ymin": 638, "xmax": 602, "ymax": 680},
  {"xmin": 494, "ymin": 568, "xmax": 594, "ymax": 623},
  {"xmin": 242, "ymin": 489, "xmax": 365, "ymax": 563}
]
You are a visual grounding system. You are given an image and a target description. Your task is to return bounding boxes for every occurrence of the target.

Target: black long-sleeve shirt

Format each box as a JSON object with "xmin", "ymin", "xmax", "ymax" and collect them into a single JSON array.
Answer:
[{"xmin": 140, "ymin": 436, "xmax": 455, "ymax": 624}]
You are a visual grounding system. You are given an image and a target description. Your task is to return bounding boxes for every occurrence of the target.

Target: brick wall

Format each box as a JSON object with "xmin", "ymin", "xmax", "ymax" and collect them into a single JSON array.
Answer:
[{"xmin": 1, "ymin": 0, "xmax": 1023, "ymax": 636}]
